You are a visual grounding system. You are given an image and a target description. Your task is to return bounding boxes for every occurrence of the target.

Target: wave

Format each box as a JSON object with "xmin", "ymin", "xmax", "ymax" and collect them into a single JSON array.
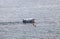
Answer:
[{"xmin": 0, "ymin": 21, "xmax": 22, "ymax": 25}]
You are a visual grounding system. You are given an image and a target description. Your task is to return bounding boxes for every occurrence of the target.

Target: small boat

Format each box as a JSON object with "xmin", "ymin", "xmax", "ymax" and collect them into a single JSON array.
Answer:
[
  {"xmin": 22, "ymin": 18, "xmax": 36, "ymax": 27},
  {"xmin": 23, "ymin": 18, "xmax": 35, "ymax": 23}
]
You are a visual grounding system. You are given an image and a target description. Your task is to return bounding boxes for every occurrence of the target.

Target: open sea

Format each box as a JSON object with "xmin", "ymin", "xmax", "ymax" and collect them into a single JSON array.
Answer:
[{"xmin": 0, "ymin": 0, "xmax": 60, "ymax": 39}]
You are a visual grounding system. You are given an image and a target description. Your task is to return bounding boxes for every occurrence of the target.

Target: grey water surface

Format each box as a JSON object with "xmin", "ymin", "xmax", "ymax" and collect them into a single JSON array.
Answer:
[{"xmin": 0, "ymin": 0, "xmax": 60, "ymax": 39}]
